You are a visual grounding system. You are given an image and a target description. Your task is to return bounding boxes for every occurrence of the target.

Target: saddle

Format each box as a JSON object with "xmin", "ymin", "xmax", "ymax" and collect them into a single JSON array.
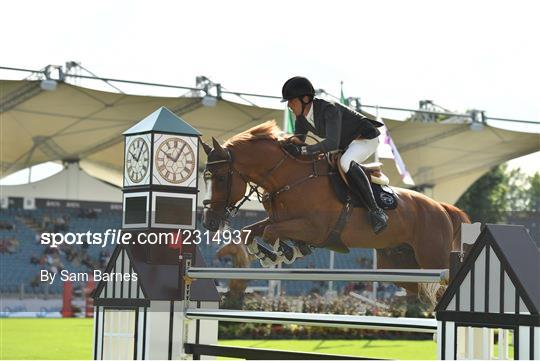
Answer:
[{"xmin": 327, "ymin": 153, "xmax": 398, "ymax": 210}]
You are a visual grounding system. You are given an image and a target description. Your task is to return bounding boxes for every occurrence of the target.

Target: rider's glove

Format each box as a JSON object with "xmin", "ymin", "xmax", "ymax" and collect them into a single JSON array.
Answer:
[{"xmin": 283, "ymin": 143, "xmax": 303, "ymax": 157}]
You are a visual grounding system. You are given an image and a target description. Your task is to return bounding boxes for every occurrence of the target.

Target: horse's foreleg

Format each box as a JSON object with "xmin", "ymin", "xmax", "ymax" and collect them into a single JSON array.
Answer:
[
  {"xmin": 241, "ymin": 218, "xmax": 271, "ymax": 245},
  {"xmin": 241, "ymin": 218, "xmax": 269, "ymax": 256},
  {"xmin": 260, "ymin": 218, "xmax": 319, "ymax": 265},
  {"xmin": 240, "ymin": 218, "xmax": 281, "ymax": 266},
  {"xmin": 276, "ymin": 240, "xmax": 313, "ymax": 264}
]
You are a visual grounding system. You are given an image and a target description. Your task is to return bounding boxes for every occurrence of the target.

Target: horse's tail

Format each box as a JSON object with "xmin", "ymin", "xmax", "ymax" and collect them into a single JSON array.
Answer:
[
  {"xmin": 416, "ymin": 203, "xmax": 471, "ymax": 306},
  {"xmin": 440, "ymin": 202, "xmax": 471, "ymax": 250}
]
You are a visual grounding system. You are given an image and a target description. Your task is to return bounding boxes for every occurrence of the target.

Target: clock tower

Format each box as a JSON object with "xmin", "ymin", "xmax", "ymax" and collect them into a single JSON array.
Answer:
[
  {"xmin": 93, "ymin": 108, "xmax": 219, "ymax": 360},
  {"xmin": 122, "ymin": 106, "xmax": 201, "ymax": 232}
]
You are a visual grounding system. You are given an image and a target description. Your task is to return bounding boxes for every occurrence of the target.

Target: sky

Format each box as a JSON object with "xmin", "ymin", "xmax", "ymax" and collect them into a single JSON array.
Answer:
[{"xmin": 1, "ymin": 0, "xmax": 539, "ymax": 184}]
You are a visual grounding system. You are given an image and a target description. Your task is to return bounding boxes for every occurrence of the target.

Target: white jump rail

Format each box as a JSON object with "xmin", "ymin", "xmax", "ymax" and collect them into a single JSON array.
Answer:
[
  {"xmin": 186, "ymin": 309, "xmax": 437, "ymax": 333},
  {"xmin": 186, "ymin": 267, "xmax": 449, "ymax": 283}
]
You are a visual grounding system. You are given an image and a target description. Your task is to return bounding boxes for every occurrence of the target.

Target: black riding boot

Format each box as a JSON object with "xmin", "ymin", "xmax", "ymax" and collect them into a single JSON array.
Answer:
[{"xmin": 347, "ymin": 161, "xmax": 388, "ymax": 234}]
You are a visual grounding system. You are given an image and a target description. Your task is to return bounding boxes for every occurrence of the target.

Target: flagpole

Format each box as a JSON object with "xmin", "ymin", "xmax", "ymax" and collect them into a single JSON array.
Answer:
[
  {"xmin": 328, "ymin": 250, "xmax": 335, "ymax": 294},
  {"xmin": 374, "ymin": 105, "xmax": 380, "ymax": 163},
  {"xmin": 372, "ymin": 105, "xmax": 379, "ymax": 302}
]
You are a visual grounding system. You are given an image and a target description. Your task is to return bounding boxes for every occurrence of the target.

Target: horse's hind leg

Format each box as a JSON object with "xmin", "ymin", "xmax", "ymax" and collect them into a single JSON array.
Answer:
[
  {"xmin": 411, "ymin": 232, "xmax": 452, "ymax": 306},
  {"xmin": 377, "ymin": 246, "xmax": 420, "ymax": 295},
  {"xmin": 379, "ymin": 243, "xmax": 447, "ymax": 306},
  {"xmin": 378, "ymin": 247, "xmax": 438, "ymax": 306}
]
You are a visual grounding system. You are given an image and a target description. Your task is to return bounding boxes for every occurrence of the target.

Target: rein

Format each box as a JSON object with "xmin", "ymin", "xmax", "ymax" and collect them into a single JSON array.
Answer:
[{"xmin": 264, "ymin": 153, "xmax": 329, "ymax": 202}]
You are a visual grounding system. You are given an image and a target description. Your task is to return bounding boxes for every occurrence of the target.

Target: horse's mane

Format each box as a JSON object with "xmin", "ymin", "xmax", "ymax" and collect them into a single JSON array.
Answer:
[{"xmin": 224, "ymin": 120, "xmax": 284, "ymax": 147}]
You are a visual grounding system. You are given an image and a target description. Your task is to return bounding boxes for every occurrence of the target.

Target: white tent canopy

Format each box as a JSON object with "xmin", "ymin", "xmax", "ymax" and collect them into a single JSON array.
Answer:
[
  {"xmin": 1, "ymin": 162, "xmax": 121, "ymax": 203},
  {"xmin": 1, "ymin": 79, "xmax": 538, "ymax": 204}
]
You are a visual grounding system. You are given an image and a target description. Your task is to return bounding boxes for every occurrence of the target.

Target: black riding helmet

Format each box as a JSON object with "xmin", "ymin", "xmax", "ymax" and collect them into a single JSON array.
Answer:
[{"xmin": 281, "ymin": 76, "xmax": 315, "ymax": 102}]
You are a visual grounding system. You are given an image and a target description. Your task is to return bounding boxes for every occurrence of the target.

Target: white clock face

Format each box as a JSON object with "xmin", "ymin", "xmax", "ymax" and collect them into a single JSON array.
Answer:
[
  {"xmin": 155, "ymin": 137, "xmax": 196, "ymax": 184},
  {"xmin": 126, "ymin": 137, "xmax": 149, "ymax": 183}
]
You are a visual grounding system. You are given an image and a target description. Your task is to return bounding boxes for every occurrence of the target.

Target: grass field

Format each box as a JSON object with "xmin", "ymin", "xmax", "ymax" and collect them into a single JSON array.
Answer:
[{"xmin": 1, "ymin": 318, "xmax": 438, "ymax": 360}]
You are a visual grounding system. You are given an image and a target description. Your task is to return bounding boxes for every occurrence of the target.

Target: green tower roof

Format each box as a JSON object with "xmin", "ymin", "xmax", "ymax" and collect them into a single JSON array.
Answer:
[{"xmin": 123, "ymin": 106, "xmax": 201, "ymax": 136}]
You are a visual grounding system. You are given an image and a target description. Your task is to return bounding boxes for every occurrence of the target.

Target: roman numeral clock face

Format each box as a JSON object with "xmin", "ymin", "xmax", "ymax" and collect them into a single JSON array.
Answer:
[
  {"xmin": 126, "ymin": 137, "xmax": 149, "ymax": 183},
  {"xmin": 155, "ymin": 137, "xmax": 196, "ymax": 184}
]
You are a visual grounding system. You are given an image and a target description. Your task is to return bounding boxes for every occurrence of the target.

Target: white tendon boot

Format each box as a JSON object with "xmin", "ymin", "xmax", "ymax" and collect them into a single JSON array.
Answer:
[
  {"xmin": 271, "ymin": 240, "xmax": 305, "ymax": 265},
  {"xmin": 247, "ymin": 237, "xmax": 282, "ymax": 267},
  {"xmin": 246, "ymin": 240, "xmax": 260, "ymax": 256}
]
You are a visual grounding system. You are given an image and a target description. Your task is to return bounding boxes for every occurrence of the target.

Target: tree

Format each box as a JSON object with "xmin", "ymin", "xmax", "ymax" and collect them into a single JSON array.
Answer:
[
  {"xmin": 529, "ymin": 173, "xmax": 540, "ymax": 212},
  {"xmin": 456, "ymin": 164, "xmax": 539, "ymax": 223}
]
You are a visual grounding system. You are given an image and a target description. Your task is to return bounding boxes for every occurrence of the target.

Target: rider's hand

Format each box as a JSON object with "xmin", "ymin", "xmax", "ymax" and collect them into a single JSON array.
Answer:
[
  {"xmin": 282, "ymin": 143, "xmax": 302, "ymax": 157},
  {"xmin": 288, "ymin": 136, "xmax": 304, "ymax": 145}
]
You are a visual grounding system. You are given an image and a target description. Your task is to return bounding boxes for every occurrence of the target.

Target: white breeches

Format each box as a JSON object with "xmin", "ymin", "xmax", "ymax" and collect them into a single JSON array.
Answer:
[{"xmin": 339, "ymin": 137, "xmax": 379, "ymax": 172}]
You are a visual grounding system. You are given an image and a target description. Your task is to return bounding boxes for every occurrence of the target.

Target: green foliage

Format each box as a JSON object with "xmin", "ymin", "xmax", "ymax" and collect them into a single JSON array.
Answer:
[
  {"xmin": 456, "ymin": 164, "xmax": 540, "ymax": 223},
  {"xmin": 216, "ymin": 293, "xmax": 432, "ymax": 340},
  {"xmin": 529, "ymin": 173, "xmax": 540, "ymax": 212}
]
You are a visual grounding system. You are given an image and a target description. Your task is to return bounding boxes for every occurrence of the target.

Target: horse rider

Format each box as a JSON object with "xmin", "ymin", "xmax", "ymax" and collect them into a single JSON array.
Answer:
[{"xmin": 281, "ymin": 76, "xmax": 388, "ymax": 234}]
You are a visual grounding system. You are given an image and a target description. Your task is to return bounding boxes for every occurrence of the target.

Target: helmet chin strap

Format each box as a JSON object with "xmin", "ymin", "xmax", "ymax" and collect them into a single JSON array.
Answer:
[{"xmin": 299, "ymin": 96, "xmax": 312, "ymax": 117}]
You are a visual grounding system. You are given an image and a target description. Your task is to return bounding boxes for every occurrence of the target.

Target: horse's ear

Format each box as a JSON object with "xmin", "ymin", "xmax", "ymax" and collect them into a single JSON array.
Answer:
[
  {"xmin": 212, "ymin": 137, "xmax": 227, "ymax": 157},
  {"xmin": 200, "ymin": 138, "xmax": 212, "ymax": 155}
]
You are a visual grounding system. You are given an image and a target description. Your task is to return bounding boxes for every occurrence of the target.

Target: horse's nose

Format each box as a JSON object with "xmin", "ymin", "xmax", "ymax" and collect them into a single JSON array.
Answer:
[{"xmin": 202, "ymin": 208, "xmax": 220, "ymax": 232}]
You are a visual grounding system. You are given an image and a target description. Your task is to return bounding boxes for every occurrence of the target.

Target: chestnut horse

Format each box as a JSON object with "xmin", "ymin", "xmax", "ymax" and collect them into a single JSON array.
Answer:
[
  {"xmin": 202, "ymin": 121, "xmax": 470, "ymax": 302},
  {"xmin": 216, "ymin": 243, "xmax": 253, "ymax": 299}
]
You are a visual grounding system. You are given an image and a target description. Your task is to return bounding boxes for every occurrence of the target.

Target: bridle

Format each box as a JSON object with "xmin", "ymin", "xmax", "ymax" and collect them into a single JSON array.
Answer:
[
  {"xmin": 203, "ymin": 139, "xmax": 330, "ymax": 222},
  {"xmin": 203, "ymin": 148, "xmax": 288, "ymax": 219}
]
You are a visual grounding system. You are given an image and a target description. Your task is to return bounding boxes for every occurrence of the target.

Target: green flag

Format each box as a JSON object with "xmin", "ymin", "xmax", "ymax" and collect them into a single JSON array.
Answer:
[
  {"xmin": 284, "ymin": 106, "xmax": 295, "ymax": 134},
  {"xmin": 340, "ymin": 81, "xmax": 349, "ymax": 106}
]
